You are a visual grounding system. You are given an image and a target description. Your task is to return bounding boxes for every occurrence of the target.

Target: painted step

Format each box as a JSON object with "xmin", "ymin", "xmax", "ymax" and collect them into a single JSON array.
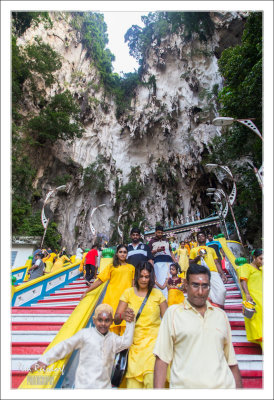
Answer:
[
  {"xmin": 54, "ymin": 288, "xmax": 86, "ymax": 294},
  {"xmin": 241, "ymin": 370, "xmax": 263, "ymax": 389},
  {"xmin": 12, "ymin": 321, "xmax": 64, "ymax": 331},
  {"xmin": 225, "ymin": 299, "xmax": 243, "ymax": 304},
  {"xmin": 37, "ymin": 296, "xmax": 81, "ymax": 303},
  {"xmin": 11, "ymin": 274, "xmax": 86, "ymax": 389},
  {"xmin": 226, "ymin": 293, "xmax": 242, "ymax": 300},
  {"xmin": 229, "ymin": 320, "xmax": 245, "ymax": 329},
  {"xmin": 236, "ymin": 354, "xmax": 263, "ymax": 370},
  {"xmin": 12, "ymin": 331, "xmax": 59, "ymax": 342},
  {"xmin": 11, "ymin": 314, "xmax": 70, "ymax": 322},
  {"xmin": 233, "ymin": 342, "xmax": 262, "ymax": 355},
  {"xmin": 47, "ymin": 292, "xmax": 84, "ymax": 297},
  {"xmin": 12, "ymin": 371, "xmax": 28, "ymax": 388},
  {"xmin": 227, "ymin": 312, "xmax": 244, "ymax": 320},
  {"xmin": 224, "ymin": 304, "xmax": 242, "ymax": 311},
  {"xmin": 33, "ymin": 301, "xmax": 80, "ymax": 307},
  {"xmin": 231, "ymin": 330, "xmax": 249, "ymax": 342},
  {"xmin": 12, "ymin": 354, "xmax": 43, "ymax": 371},
  {"xmin": 12, "ymin": 306, "xmax": 75, "ymax": 314},
  {"xmin": 224, "ymin": 290, "xmax": 241, "ymax": 295},
  {"xmin": 226, "ymin": 286, "xmax": 239, "ymax": 291},
  {"xmin": 12, "ymin": 342, "xmax": 49, "ymax": 355}
]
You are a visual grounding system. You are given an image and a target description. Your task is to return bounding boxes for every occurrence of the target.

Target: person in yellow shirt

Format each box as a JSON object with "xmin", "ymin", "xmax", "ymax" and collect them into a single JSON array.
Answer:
[
  {"xmin": 43, "ymin": 250, "xmax": 56, "ymax": 274},
  {"xmin": 189, "ymin": 235, "xmax": 198, "ymax": 249},
  {"xmin": 80, "ymin": 244, "xmax": 135, "ymax": 335},
  {"xmin": 238, "ymin": 248, "xmax": 263, "ymax": 349},
  {"xmin": 189, "ymin": 231, "xmax": 227, "ymax": 308},
  {"xmin": 153, "ymin": 263, "xmax": 242, "ymax": 389},
  {"xmin": 174, "ymin": 241, "xmax": 189, "ymax": 279},
  {"xmin": 114, "ymin": 261, "xmax": 167, "ymax": 389},
  {"xmin": 51, "ymin": 254, "xmax": 70, "ymax": 273}
]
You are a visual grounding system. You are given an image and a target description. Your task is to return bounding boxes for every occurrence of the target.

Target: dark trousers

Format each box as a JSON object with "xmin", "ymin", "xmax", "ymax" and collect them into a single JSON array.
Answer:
[{"xmin": 85, "ymin": 264, "xmax": 96, "ymax": 282}]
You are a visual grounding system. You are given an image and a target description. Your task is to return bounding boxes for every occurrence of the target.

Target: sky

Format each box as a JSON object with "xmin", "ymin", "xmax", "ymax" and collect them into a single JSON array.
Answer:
[{"xmin": 103, "ymin": 12, "xmax": 148, "ymax": 74}]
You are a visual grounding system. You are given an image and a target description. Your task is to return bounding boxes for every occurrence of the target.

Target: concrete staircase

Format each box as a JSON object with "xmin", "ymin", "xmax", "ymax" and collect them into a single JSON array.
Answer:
[
  {"xmin": 11, "ymin": 277, "xmax": 88, "ymax": 388},
  {"xmin": 224, "ymin": 276, "xmax": 263, "ymax": 388}
]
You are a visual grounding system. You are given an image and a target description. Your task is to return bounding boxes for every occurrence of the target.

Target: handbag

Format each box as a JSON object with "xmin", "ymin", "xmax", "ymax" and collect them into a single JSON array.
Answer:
[{"xmin": 111, "ymin": 287, "xmax": 152, "ymax": 387}]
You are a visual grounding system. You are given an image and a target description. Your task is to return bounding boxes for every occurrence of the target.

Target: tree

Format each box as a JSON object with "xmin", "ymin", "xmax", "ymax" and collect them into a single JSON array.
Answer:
[
  {"xmin": 205, "ymin": 12, "xmax": 263, "ymax": 246},
  {"xmin": 27, "ymin": 91, "xmax": 84, "ymax": 145}
]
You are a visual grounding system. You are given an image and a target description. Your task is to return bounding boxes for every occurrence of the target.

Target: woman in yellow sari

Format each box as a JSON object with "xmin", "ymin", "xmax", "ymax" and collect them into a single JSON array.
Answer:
[
  {"xmin": 80, "ymin": 244, "xmax": 135, "ymax": 335},
  {"xmin": 114, "ymin": 261, "xmax": 167, "ymax": 388},
  {"xmin": 174, "ymin": 241, "xmax": 189, "ymax": 279},
  {"xmin": 238, "ymin": 249, "xmax": 263, "ymax": 349}
]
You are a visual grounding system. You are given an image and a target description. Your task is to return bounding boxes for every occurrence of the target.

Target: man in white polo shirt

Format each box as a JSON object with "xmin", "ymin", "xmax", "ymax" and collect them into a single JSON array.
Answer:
[{"xmin": 153, "ymin": 263, "xmax": 242, "ymax": 389}]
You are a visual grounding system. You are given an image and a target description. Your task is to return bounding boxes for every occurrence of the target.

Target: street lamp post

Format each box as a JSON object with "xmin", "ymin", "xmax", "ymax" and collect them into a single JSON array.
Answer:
[
  {"xmin": 205, "ymin": 163, "xmax": 244, "ymax": 246},
  {"xmin": 206, "ymin": 189, "xmax": 229, "ymax": 239},
  {"xmin": 212, "ymin": 117, "xmax": 263, "ymax": 141},
  {"xmin": 117, "ymin": 211, "xmax": 128, "ymax": 243},
  {"xmin": 212, "ymin": 116, "xmax": 263, "ymax": 190},
  {"xmin": 89, "ymin": 204, "xmax": 106, "ymax": 242},
  {"xmin": 207, "ymin": 187, "xmax": 243, "ymax": 246}
]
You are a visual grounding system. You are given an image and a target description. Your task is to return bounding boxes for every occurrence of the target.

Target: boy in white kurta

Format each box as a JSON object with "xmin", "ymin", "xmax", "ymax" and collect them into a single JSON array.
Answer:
[{"xmin": 30, "ymin": 304, "xmax": 135, "ymax": 389}]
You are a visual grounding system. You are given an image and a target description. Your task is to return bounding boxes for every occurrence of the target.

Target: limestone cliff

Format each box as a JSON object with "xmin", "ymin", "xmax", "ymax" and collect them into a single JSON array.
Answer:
[{"xmin": 16, "ymin": 11, "xmax": 247, "ymax": 252}]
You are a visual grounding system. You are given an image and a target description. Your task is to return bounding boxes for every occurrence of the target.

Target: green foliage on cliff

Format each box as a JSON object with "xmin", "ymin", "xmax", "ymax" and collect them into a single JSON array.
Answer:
[
  {"xmin": 83, "ymin": 155, "xmax": 107, "ymax": 195},
  {"xmin": 11, "ymin": 12, "xmax": 83, "ymax": 241},
  {"xmin": 12, "ymin": 125, "xmax": 37, "ymax": 231},
  {"xmin": 205, "ymin": 12, "xmax": 262, "ymax": 246},
  {"xmin": 17, "ymin": 211, "xmax": 62, "ymax": 250},
  {"xmin": 12, "ymin": 35, "xmax": 62, "ymax": 117},
  {"xmin": 27, "ymin": 91, "xmax": 84, "ymax": 145},
  {"xmin": 71, "ymin": 12, "xmax": 115, "ymax": 88},
  {"xmin": 12, "ymin": 11, "xmax": 52, "ymax": 36},
  {"xmin": 109, "ymin": 167, "xmax": 145, "ymax": 244},
  {"xmin": 125, "ymin": 12, "xmax": 215, "ymax": 65}
]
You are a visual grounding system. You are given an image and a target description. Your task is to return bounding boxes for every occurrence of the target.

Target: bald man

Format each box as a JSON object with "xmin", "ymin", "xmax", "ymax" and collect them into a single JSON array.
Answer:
[{"xmin": 29, "ymin": 304, "xmax": 135, "ymax": 389}]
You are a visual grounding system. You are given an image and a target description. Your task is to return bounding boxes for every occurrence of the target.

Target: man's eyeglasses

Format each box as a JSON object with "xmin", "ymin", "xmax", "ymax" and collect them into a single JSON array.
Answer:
[{"xmin": 190, "ymin": 283, "xmax": 210, "ymax": 290}]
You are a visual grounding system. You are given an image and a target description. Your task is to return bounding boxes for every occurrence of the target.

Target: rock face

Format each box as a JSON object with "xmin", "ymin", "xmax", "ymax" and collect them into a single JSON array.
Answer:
[{"xmin": 17, "ymin": 11, "xmax": 246, "ymax": 252}]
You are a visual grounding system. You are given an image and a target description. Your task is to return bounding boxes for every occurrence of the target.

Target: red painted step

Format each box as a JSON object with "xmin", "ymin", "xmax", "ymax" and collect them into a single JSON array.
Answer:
[
  {"xmin": 241, "ymin": 370, "xmax": 263, "ymax": 388},
  {"xmin": 12, "ymin": 306, "xmax": 75, "ymax": 314},
  {"xmin": 233, "ymin": 342, "xmax": 262, "ymax": 355},
  {"xmin": 226, "ymin": 286, "xmax": 239, "ymax": 291},
  {"xmin": 224, "ymin": 304, "xmax": 242, "ymax": 311},
  {"xmin": 12, "ymin": 342, "xmax": 49, "ymax": 355},
  {"xmin": 229, "ymin": 320, "xmax": 245, "ymax": 329},
  {"xmin": 12, "ymin": 322, "xmax": 64, "ymax": 331},
  {"xmin": 37, "ymin": 297, "xmax": 80, "ymax": 303},
  {"xmin": 12, "ymin": 371, "xmax": 28, "ymax": 388}
]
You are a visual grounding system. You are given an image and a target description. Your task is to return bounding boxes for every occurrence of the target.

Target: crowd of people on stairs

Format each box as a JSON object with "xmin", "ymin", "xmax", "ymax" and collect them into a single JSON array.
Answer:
[{"xmin": 28, "ymin": 225, "xmax": 263, "ymax": 390}]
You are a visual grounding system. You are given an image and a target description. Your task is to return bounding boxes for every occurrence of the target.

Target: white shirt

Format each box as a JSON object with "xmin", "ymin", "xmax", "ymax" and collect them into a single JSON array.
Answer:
[
  {"xmin": 75, "ymin": 248, "xmax": 83, "ymax": 260},
  {"xmin": 39, "ymin": 322, "xmax": 135, "ymax": 388}
]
